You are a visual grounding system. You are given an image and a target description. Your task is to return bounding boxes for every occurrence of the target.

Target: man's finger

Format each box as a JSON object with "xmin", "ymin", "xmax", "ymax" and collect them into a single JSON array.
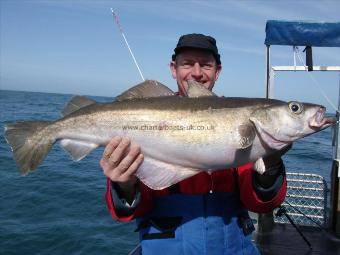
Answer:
[
  {"xmin": 108, "ymin": 137, "xmax": 131, "ymax": 167},
  {"xmin": 103, "ymin": 137, "xmax": 122, "ymax": 159},
  {"xmin": 115, "ymin": 144, "xmax": 141, "ymax": 175},
  {"xmin": 120, "ymin": 153, "xmax": 144, "ymax": 181}
]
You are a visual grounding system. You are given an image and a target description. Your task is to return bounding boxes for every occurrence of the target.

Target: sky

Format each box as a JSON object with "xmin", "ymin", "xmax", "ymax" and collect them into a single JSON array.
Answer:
[{"xmin": 1, "ymin": 0, "xmax": 340, "ymax": 111}]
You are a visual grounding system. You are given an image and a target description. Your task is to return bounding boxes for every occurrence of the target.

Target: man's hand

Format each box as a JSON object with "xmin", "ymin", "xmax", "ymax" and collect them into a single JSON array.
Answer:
[
  {"xmin": 255, "ymin": 144, "xmax": 292, "ymax": 188},
  {"xmin": 100, "ymin": 137, "xmax": 144, "ymax": 203},
  {"xmin": 263, "ymin": 144, "xmax": 292, "ymax": 168}
]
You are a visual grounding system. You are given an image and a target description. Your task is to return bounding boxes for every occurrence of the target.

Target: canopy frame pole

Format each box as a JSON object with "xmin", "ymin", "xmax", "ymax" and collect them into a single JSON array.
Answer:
[{"xmin": 265, "ymin": 46, "xmax": 271, "ymax": 99}]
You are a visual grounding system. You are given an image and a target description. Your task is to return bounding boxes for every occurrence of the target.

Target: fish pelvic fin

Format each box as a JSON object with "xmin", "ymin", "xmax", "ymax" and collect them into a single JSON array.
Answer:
[
  {"xmin": 253, "ymin": 157, "xmax": 266, "ymax": 174},
  {"xmin": 136, "ymin": 157, "xmax": 200, "ymax": 190},
  {"xmin": 61, "ymin": 96, "xmax": 96, "ymax": 117},
  {"xmin": 4, "ymin": 121, "xmax": 55, "ymax": 175}
]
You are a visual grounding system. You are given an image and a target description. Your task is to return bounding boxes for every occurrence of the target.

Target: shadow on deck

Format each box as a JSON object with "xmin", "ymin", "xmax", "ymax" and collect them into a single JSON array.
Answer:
[{"xmin": 253, "ymin": 223, "xmax": 340, "ymax": 255}]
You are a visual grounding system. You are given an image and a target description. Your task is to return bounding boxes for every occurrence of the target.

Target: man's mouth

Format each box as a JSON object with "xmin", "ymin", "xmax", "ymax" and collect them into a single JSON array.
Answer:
[{"xmin": 186, "ymin": 79, "xmax": 206, "ymax": 84}]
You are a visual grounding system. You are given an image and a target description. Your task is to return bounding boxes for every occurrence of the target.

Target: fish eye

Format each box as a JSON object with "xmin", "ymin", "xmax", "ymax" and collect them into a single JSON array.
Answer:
[{"xmin": 288, "ymin": 101, "xmax": 303, "ymax": 114}]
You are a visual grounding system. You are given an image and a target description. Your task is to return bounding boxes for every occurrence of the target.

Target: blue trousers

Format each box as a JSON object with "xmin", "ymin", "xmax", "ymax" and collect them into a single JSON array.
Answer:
[{"xmin": 136, "ymin": 193, "xmax": 260, "ymax": 255}]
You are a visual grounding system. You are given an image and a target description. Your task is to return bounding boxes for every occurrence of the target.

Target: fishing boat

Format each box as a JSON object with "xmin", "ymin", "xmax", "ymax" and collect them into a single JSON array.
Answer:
[{"xmin": 253, "ymin": 20, "xmax": 340, "ymax": 255}]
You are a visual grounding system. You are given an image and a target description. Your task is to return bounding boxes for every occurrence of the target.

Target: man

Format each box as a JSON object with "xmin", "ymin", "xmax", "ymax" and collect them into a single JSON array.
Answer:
[{"xmin": 101, "ymin": 34, "xmax": 287, "ymax": 254}]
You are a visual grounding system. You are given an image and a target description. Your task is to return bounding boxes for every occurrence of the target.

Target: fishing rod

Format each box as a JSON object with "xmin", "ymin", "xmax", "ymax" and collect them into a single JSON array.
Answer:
[
  {"xmin": 284, "ymin": 200, "xmax": 327, "ymax": 231},
  {"xmin": 275, "ymin": 205, "xmax": 312, "ymax": 250},
  {"xmin": 111, "ymin": 8, "xmax": 145, "ymax": 82}
]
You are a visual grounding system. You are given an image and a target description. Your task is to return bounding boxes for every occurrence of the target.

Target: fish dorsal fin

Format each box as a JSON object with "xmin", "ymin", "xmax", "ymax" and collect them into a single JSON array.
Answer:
[
  {"xmin": 186, "ymin": 80, "xmax": 217, "ymax": 98},
  {"xmin": 116, "ymin": 80, "xmax": 175, "ymax": 101},
  {"xmin": 61, "ymin": 96, "xmax": 96, "ymax": 117},
  {"xmin": 60, "ymin": 139, "xmax": 98, "ymax": 161}
]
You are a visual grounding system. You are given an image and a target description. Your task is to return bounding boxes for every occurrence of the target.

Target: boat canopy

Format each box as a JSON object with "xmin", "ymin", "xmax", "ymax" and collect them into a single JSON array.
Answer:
[{"xmin": 265, "ymin": 20, "xmax": 340, "ymax": 47}]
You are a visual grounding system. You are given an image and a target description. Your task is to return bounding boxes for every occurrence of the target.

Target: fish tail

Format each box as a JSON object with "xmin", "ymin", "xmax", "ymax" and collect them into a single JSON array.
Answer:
[{"xmin": 4, "ymin": 121, "xmax": 55, "ymax": 175}]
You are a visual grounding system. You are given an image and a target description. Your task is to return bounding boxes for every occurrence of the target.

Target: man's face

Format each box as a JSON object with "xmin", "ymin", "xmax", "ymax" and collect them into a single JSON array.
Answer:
[{"xmin": 170, "ymin": 48, "xmax": 221, "ymax": 96}]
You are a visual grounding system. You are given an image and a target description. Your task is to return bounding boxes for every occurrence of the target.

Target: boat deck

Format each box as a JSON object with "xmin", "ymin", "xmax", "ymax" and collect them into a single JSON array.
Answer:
[{"xmin": 253, "ymin": 223, "xmax": 340, "ymax": 255}]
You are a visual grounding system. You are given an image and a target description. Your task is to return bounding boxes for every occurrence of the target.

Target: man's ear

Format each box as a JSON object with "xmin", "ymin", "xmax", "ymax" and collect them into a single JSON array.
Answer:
[
  {"xmin": 214, "ymin": 65, "xmax": 222, "ymax": 81},
  {"xmin": 170, "ymin": 61, "xmax": 177, "ymax": 79}
]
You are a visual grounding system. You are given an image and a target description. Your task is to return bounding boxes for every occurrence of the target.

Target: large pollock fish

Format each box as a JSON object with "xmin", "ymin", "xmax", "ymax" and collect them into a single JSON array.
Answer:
[{"xmin": 4, "ymin": 80, "xmax": 335, "ymax": 189}]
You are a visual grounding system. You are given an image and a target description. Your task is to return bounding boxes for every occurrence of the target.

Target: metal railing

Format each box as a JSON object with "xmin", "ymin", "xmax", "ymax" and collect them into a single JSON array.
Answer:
[{"xmin": 274, "ymin": 172, "xmax": 328, "ymax": 227}]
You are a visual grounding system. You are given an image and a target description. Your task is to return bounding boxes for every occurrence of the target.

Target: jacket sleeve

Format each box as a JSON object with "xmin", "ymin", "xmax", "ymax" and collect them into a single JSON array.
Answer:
[
  {"xmin": 105, "ymin": 179, "xmax": 154, "ymax": 222},
  {"xmin": 237, "ymin": 163, "xmax": 287, "ymax": 213}
]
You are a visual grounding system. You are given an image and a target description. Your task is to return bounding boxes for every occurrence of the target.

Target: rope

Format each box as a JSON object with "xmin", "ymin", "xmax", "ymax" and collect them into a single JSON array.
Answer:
[{"xmin": 294, "ymin": 46, "xmax": 338, "ymax": 112}]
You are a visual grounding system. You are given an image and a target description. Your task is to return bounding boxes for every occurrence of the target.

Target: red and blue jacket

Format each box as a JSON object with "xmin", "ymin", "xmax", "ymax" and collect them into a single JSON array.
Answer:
[{"xmin": 106, "ymin": 162, "xmax": 287, "ymax": 222}]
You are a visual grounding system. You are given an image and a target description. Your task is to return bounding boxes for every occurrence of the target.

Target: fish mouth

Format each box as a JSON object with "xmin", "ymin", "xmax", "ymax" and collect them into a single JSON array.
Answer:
[{"xmin": 309, "ymin": 107, "xmax": 336, "ymax": 129}]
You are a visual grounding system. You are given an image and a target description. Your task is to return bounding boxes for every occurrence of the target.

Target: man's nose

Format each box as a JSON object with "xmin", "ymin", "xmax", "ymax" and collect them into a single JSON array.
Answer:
[{"xmin": 191, "ymin": 63, "xmax": 203, "ymax": 78}]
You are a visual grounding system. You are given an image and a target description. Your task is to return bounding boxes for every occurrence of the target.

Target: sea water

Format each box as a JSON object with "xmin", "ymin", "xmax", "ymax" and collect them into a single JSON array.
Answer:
[{"xmin": 0, "ymin": 90, "xmax": 334, "ymax": 255}]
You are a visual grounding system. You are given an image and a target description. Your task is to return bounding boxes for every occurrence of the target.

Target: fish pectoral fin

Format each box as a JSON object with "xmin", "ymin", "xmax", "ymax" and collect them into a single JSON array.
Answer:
[
  {"xmin": 136, "ymin": 157, "xmax": 201, "ymax": 190},
  {"xmin": 61, "ymin": 96, "xmax": 96, "ymax": 117},
  {"xmin": 60, "ymin": 139, "xmax": 98, "ymax": 161},
  {"xmin": 237, "ymin": 124, "xmax": 256, "ymax": 149},
  {"xmin": 116, "ymin": 80, "xmax": 175, "ymax": 101},
  {"xmin": 186, "ymin": 80, "xmax": 217, "ymax": 98}
]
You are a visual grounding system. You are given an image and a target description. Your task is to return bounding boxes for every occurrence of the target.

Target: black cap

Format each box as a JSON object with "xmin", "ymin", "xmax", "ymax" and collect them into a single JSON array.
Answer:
[{"xmin": 172, "ymin": 33, "xmax": 221, "ymax": 64}]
